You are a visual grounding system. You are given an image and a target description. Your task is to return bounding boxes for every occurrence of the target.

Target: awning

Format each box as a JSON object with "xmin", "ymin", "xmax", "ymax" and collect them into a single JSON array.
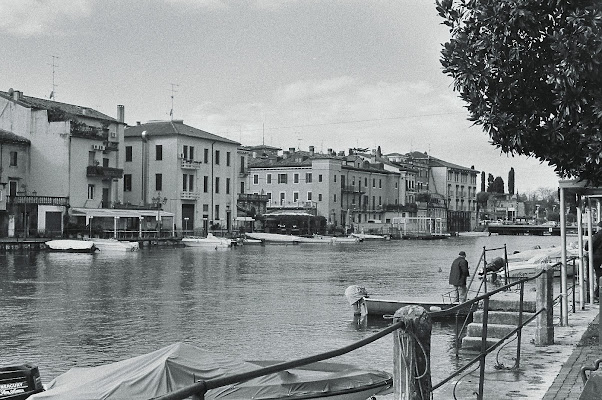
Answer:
[{"xmin": 70, "ymin": 207, "xmax": 175, "ymax": 219}]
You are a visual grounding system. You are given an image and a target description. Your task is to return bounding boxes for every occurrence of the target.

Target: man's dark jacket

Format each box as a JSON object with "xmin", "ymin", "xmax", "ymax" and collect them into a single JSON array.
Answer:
[{"xmin": 449, "ymin": 256, "xmax": 469, "ymax": 286}]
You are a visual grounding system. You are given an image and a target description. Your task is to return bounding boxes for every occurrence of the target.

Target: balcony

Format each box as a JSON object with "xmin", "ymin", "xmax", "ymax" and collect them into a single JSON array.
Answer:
[
  {"xmin": 104, "ymin": 141, "xmax": 119, "ymax": 152},
  {"xmin": 87, "ymin": 165, "xmax": 124, "ymax": 179},
  {"xmin": 239, "ymin": 168, "xmax": 250, "ymax": 178},
  {"xmin": 341, "ymin": 185, "xmax": 364, "ymax": 193},
  {"xmin": 180, "ymin": 159, "xmax": 202, "ymax": 169},
  {"xmin": 9, "ymin": 195, "xmax": 69, "ymax": 207},
  {"xmin": 180, "ymin": 191, "xmax": 200, "ymax": 200},
  {"xmin": 267, "ymin": 200, "xmax": 317, "ymax": 210},
  {"xmin": 238, "ymin": 193, "xmax": 270, "ymax": 202}
]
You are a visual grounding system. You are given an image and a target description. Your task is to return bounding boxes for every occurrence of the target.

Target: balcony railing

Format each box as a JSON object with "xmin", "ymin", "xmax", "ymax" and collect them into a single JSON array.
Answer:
[
  {"xmin": 8, "ymin": 195, "xmax": 69, "ymax": 206},
  {"xmin": 180, "ymin": 159, "xmax": 202, "ymax": 169},
  {"xmin": 180, "ymin": 191, "xmax": 200, "ymax": 199},
  {"xmin": 104, "ymin": 141, "xmax": 119, "ymax": 152},
  {"xmin": 267, "ymin": 200, "xmax": 317, "ymax": 209},
  {"xmin": 86, "ymin": 165, "xmax": 124, "ymax": 179},
  {"xmin": 238, "ymin": 193, "xmax": 270, "ymax": 202},
  {"xmin": 341, "ymin": 185, "xmax": 364, "ymax": 193}
]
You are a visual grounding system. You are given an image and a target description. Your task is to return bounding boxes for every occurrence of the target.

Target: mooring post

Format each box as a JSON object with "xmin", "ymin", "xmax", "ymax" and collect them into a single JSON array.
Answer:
[
  {"xmin": 535, "ymin": 265, "xmax": 554, "ymax": 346},
  {"xmin": 393, "ymin": 305, "xmax": 432, "ymax": 400}
]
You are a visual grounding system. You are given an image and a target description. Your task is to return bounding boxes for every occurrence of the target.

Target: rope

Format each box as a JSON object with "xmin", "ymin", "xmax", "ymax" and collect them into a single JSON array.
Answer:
[{"xmin": 396, "ymin": 325, "xmax": 431, "ymax": 400}]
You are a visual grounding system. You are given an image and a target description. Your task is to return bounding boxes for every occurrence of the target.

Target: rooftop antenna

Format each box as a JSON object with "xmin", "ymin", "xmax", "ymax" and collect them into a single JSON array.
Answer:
[
  {"xmin": 169, "ymin": 83, "xmax": 179, "ymax": 120},
  {"xmin": 262, "ymin": 122, "xmax": 265, "ymax": 145},
  {"xmin": 48, "ymin": 55, "xmax": 59, "ymax": 99}
]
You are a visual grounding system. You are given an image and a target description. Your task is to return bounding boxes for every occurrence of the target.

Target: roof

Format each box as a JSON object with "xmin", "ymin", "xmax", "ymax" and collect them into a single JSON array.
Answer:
[
  {"xmin": 428, "ymin": 157, "xmax": 478, "ymax": 173},
  {"xmin": 0, "ymin": 91, "xmax": 118, "ymax": 123},
  {"xmin": 0, "ymin": 128, "xmax": 30, "ymax": 145},
  {"xmin": 124, "ymin": 120, "xmax": 239, "ymax": 145}
]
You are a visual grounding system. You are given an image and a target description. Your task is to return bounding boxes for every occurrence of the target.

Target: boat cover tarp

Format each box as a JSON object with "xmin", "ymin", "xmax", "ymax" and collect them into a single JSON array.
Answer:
[
  {"xmin": 29, "ymin": 342, "xmax": 392, "ymax": 400},
  {"xmin": 45, "ymin": 240, "xmax": 95, "ymax": 251}
]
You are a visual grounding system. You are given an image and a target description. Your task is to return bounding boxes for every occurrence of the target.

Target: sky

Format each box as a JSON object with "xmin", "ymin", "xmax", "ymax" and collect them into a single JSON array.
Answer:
[{"xmin": 0, "ymin": 0, "xmax": 562, "ymax": 194}]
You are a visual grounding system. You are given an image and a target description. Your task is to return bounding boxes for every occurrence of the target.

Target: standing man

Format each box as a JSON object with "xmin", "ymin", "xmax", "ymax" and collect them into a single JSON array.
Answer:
[
  {"xmin": 585, "ymin": 221, "xmax": 602, "ymax": 299},
  {"xmin": 449, "ymin": 251, "xmax": 470, "ymax": 303}
]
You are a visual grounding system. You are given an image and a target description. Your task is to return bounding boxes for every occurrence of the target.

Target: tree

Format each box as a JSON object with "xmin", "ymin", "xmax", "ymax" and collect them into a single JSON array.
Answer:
[
  {"xmin": 436, "ymin": 0, "xmax": 602, "ymax": 184},
  {"xmin": 486, "ymin": 173, "xmax": 495, "ymax": 192},
  {"xmin": 480, "ymin": 171, "xmax": 486, "ymax": 192},
  {"xmin": 492, "ymin": 176, "xmax": 505, "ymax": 194},
  {"xmin": 508, "ymin": 167, "xmax": 515, "ymax": 195}
]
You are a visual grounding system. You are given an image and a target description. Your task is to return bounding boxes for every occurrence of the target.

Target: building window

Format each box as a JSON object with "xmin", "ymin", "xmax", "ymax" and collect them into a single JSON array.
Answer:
[
  {"xmin": 156, "ymin": 173, "xmax": 162, "ymax": 191},
  {"xmin": 125, "ymin": 146, "xmax": 132, "ymax": 162},
  {"xmin": 334, "ymin": 175, "xmax": 337, "ymax": 183},
  {"xmin": 204, "ymin": 148, "xmax": 209, "ymax": 163},
  {"xmin": 318, "ymin": 193, "xmax": 322, "ymax": 201},
  {"xmin": 204, "ymin": 176, "xmax": 208, "ymax": 192},
  {"xmin": 365, "ymin": 178, "xmax": 368, "ymax": 186},
  {"xmin": 379, "ymin": 179, "xmax": 382, "ymax": 189},
  {"xmin": 226, "ymin": 152, "xmax": 231, "ymax": 166},
  {"xmin": 240, "ymin": 156, "xmax": 245, "ymax": 172},
  {"xmin": 319, "ymin": 174, "xmax": 323, "ymax": 182},
  {"xmin": 156, "ymin": 145, "xmax": 162, "ymax": 160},
  {"xmin": 306, "ymin": 173, "xmax": 312, "ymax": 183},
  {"xmin": 334, "ymin": 194, "xmax": 337, "ymax": 202},
  {"xmin": 372, "ymin": 178, "xmax": 376, "ymax": 188},
  {"xmin": 279, "ymin": 192, "xmax": 285, "ymax": 205},
  {"xmin": 88, "ymin": 151, "xmax": 95, "ymax": 166},
  {"xmin": 215, "ymin": 150, "xmax": 220, "ymax": 165},
  {"xmin": 267, "ymin": 192, "xmax": 272, "ymax": 201},
  {"xmin": 379, "ymin": 196, "xmax": 382, "ymax": 206},
  {"xmin": 189, "ymin": 174, "xmax": 194, "ymax": 192},
  {"xmin": 294, "ymin": 173, "xmax": 299, "ymax": 184},
  {"xmin": 123, "ymin": 174, "xmax": 132, "ymax": 192},
  {"xmin": 88, "ymin": 184, "xmax": 95, "ymax": 200},
  {"xmin": 278, "ymin": 173, "xmax": 287, "ymax": 184},
  {"xmin": 226, "ymin": 178, "xmax": 230, "ymax": 194},
  {"xmin": 215, "ymin": 205, "xmax": 220, "ymax": 220},
  {"xmin": 240, "ymin": 181, "xmax": 245, "ymax": 194},
  {"xmin": 267, "ymin": 174, "xmax": 272, "ymax": 184},
  {"xmin": 253, "ymin": 174, "xmax": 259, "ymax": 185},
  {"xmin": 183, "ymin": 145, "xmax": 189, "ymax": 159},
  {"xmin": 189, "ymin": 146, "xmax": 194, "ymax": 160},
  {"xmin": 307, "ymin": 191, "xmax": 312, "ymax": 201},
  {"xmin": 183, "ymin": 174, "xmax": 188, "ymax": 191},
  {"xmin": 293, "ymin": 192, "xmax": 299, "ymax": 202},
  {"xmin": 215, "ymin": 177, "xmax": 220, "ymax": 193},
  {"xmin": 103, "ymin": 158, "xmax": 109, "ymax": 167}
]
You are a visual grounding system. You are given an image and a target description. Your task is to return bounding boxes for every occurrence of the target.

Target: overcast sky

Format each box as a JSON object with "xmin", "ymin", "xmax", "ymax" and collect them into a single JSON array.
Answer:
[{"xmin": 0, "ymin": 0, "xmax": 562, "ymax": 193}]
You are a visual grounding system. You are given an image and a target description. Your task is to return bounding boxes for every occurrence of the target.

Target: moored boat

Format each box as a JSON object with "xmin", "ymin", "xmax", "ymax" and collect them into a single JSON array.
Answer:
[
  {"xmin": 350, "ymin": 233, "xmax": 390, "ymax": 241},
  {"xmin": 85, "ymin": 238, "xmax": 139, "ymax": 252},
  {"xmin": 29, "ymin": 342, "xmax": 392, "ymax": 400},
  {"xmin": 245, "ymin": 232, "xmax": 302, "ymax": 244},
  {"xmin": 181, "ymin": 233, "xmax": 232, "ymax": 248},
  {"xmin": 44, "ymin": 240, "xmax": 97, "ymax": 253}
]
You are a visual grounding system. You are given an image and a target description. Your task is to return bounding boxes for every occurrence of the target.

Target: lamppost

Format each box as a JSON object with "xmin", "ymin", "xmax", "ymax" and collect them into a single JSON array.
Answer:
[{"xmin": 183, "ymin": 217, "xmax": 189, "ymax": 235}]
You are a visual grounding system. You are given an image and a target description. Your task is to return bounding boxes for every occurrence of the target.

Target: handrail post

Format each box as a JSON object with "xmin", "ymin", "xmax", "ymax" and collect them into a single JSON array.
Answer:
[
  {"xmin": 393, "ymin": 305, "xmax": 432, "ymax": 400},
  {"xmin": 515, "ymin": 281, "xmax": 524, "ymax": 369},
  {"xmin": 477, "ymin": 297, "xmax": 489, "ymax": 400},
  {"xmin": 535, "ymin": 265, "xmax": 554, "ymax": 346}
]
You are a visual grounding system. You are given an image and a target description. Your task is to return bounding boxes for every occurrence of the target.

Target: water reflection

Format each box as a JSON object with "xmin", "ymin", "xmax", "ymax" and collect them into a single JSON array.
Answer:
[{"xmin": 0, "ymin": 234, "xmax": 561, "ymax": 392}]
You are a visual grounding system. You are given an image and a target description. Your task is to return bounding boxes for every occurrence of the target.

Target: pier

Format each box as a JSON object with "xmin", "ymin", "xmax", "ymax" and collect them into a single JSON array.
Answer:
[{"xmin": 487, "ymin": 223, "xmax": 578, "ymax": 236}]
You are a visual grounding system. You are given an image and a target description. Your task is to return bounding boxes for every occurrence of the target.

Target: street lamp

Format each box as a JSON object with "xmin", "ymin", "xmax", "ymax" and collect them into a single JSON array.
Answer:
[{"xmin": 183, "ymin": 217, "xmax": 189, "ymax": 235}]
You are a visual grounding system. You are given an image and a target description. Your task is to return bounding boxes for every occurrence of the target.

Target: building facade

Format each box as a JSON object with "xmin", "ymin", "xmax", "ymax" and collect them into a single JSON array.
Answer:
[{"xmin": 123, "ymin": 120, "xmax": 240, "ymax": 234}]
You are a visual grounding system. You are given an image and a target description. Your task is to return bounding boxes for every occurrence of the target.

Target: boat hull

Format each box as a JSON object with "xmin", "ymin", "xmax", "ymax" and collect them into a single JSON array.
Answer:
[
  {"xmin": 359, "ymin": 297, "xmax": 472, "ymax": 320},
  {"xmin": 182, "ymin": 234, "xmax": 232, "ymax": 248},
  {"xmin": 44, "ymin": 240, "xmax": 97, "ymax": 253}
]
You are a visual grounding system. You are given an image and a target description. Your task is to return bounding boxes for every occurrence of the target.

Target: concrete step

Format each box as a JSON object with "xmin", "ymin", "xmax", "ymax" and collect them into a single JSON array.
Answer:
[
  {"xmin": 461, "ymin": 336, "xmax": 499, "ymax": 351},
  {"xmin": 466, "ymin": 322, "xmax": 517, "ymax": 338},
  {"xmin": 473, "ymin": 310, "xmax": 536, "ymax": 325},
  {"xmin": 487, "ymin": 298, "xmax": 536, "ymax": 313}
]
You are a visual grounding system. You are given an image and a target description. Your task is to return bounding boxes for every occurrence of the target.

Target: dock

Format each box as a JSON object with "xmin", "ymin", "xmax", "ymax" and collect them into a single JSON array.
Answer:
[{"xmin": 487, "ymin": 223, "xmax": 578, "ymax": 236}]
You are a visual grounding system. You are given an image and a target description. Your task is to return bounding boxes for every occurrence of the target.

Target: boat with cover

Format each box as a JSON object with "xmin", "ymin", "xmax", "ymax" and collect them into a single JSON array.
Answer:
[
  {"xmin": 29, "ymin": 342, "xmax": 392, "ymax": 400},
  {"xmin": 181, "ymin": 233, "xmax": 232, "ymax": 248},
  {"xmin": 85, "ymin": 238, "xmax": 139, "ymax": 252},
  {"xmin": 245, "ymin": 232, "xmax": 360, "ymax": 244},
  {"xmin": 44, "ymin": 240, "xmax": 97, "ymax": 253}
]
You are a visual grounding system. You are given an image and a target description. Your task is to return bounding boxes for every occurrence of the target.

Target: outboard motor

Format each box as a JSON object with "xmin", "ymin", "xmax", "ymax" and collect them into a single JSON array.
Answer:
[
  {"xmin": 345, "ymin": 285, "xmax": 369, "ymax": 315},
  {"xmin": 0, "ymin": 365, "xmax": 44, "ymax": 399}
]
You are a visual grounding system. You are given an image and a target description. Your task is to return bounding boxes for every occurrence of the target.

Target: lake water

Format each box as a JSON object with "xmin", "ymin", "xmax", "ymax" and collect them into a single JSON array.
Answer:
[{"xmin": 0, "ymin": 234, "xmax": 564, "ymax": 397}]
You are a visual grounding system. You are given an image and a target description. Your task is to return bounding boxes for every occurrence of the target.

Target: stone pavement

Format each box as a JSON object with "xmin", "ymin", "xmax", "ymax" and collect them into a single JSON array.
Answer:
[{"xmin": 436, "ymin": 301, "xmax": 600, "ymax": 399}]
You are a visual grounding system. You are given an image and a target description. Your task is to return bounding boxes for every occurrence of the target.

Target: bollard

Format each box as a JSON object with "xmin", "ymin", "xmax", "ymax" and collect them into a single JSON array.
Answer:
[
  {"xmin": 393, "ymin": 305, "xmax": 432, "ymax": 400},
  {"xmin": 535, "ymin": 265, "xmax": 554, "ymax": 346}
]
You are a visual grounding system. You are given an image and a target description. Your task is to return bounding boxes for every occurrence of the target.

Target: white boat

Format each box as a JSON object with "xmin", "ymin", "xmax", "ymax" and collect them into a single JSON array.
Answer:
[
  {"xmin": 30, "ymin": 342, "xmax": 392, "ymax": 400},
  {"xmin": 86, "ymin": 238, "xmax": 139, "ymax": 252},
  {"xmin": 45, "ymin": 240, "xmax": 97, "ymax": 253},
  {"xmin": 297, "ymin": 235, "xmax": 361, "ymax": 244},
  {"xmin": 182, "ymin": 233, "xmax": 232, "ymax": 248},
  {"xmin": 350, "ymin": 233, "xmax": 390, "ymax": 241},
  {"xmin": 493, "ymin": 244, "xmax": 580, "ymax": 279},
  {"xmin": 245, "ymin": 232, "xmax": 360, "ymax": 244}
]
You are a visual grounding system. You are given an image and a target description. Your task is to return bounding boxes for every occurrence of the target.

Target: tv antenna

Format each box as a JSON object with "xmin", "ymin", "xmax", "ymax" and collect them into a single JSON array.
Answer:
[
  {"xmin": 48, "ymin": 55, "xmax": 59, "ymax": 99},
  {"xmin": 169, "ymin": 83, "xmax": 179, "ymax": 120}
]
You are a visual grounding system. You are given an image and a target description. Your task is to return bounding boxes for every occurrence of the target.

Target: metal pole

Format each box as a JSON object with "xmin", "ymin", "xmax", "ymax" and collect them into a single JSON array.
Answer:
[
  {"xmin": 577, "ymin": 199, "xmax": 585, "ymax": 309},
  {"xmin": 560, "ymin": 186, "xmax": 568, "ymax": 326},
  {"xmin": 515, "ymin": 281, "xmax": 524, "ymax": 368},
  {"xmin": 587, "ymin": 203, "xmax": 595, "ymax": 304},
  {"xmin": 478, "ymin": 296, "xmax": 489, "ymax": 400}
]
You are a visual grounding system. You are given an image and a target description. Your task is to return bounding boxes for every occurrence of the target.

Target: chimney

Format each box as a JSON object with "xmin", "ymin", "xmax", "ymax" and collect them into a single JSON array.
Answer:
[
  {"xmin": 309, "ymin": 146, "xmax": 315, "ymax": 155},
  {"xmin": 348, "ymin": 148, "xmax": 354, "ymax": 155},
  {"xmin": 289, "ymin": 147, "xmax": 295, "ymax": 153},
  {"xmin": 283, "ymin": 151, "xmax": 289, "ymax": 159},
  {"xmin": 13, "ymin": 90, "xmax": 22, "ymax": 101},
  {"xmin": 117, "ymin": 105, "xmax": 125, "ymax": 123},
  {"xmin": 136, "ymin": 121, "xmax": 141, "ymax": 126}
]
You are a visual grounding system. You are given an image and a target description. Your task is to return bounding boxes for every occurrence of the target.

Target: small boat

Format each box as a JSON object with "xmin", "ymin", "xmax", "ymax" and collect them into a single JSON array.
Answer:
[
  {"xmin": 182, "ymin": 233, "xmax": 232, "ymax": 248},
  {"xmin": 245, "ymin": 233, "xmax": 360, "ymax": 244},
  {"xmin": 45, "ymin": 240, "xmax": 97, "ymax": 253},
  {"xmin": 245, "ymin": 232, "xmax": 302, "ymax": 244},
  {"xmin": 240, "ymin": 237, "xmax": 264, "ymax": 245},
  {"xmin": 29, "ymin": 342, "xmax": 392, "ymax": 400},
  {"xmin": 85, "ymin": 238, "xmax": 139, "ymax": 252},
  {"xmin": 297, "ymin": 235, "xmax": 361, "ymax": 244},
  {"xmin": 350, "ymin": 233, "xmax": 390, "ymax": 241}
]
